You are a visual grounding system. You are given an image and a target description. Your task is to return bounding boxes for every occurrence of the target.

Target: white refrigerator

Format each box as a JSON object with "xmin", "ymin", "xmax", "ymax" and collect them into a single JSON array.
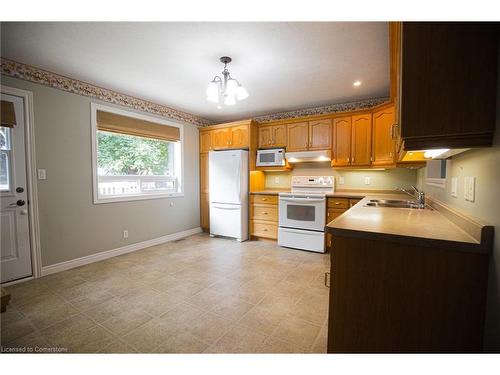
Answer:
[{"xmin": 209, "ymin": 149, "xmax": 249, "ymax": 241}]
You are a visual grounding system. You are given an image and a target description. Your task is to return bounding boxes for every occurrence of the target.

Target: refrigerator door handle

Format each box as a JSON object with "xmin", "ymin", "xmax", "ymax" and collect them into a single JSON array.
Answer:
[{"xmin": 212, "ymin": 204, "xmax": 241, "ymax": 210}]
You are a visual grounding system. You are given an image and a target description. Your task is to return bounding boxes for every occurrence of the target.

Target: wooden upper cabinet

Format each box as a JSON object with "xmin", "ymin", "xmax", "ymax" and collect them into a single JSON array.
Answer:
[
  {"xmin": 372, "ymin": 106, "xmax": 396, "ymax": 166},
  {"xmin": 309, "ymin": 119, "xmax": 332, "ymax": 150},
  {"xmin": 258, "ymin": 126, "xmax": 273, "ymax": 148},
  {"xmin": 212, "ymin": 128, "xmax": 231, "ymax": 149},
  {"xmin": 200, "ymin": 131, "xmax": 213, "ymax": 153},
  {"xmin": 351, "ymin": 114, "xmax": 372, "ymax": 166},
  {"xmin": 200, "ymin": 153, "xmax": 209, "ymax": 194},
  {"xmin": 287, "ymin": 122, "xmax": 309, "ymax": 152},
  {"xmin": 230, "ymin": 125, "xmax": 249, "ymax": 148},
  {"xmin": 332, "ymin": 117, "xmax": 352, "ymax": 167},
  {"xmin": 400, "ymin": 22, "xmax": 498, "ymax": 149},
  {"xmin": 272, "ymin": 124, "xmax": 287, "ymax": 148}
]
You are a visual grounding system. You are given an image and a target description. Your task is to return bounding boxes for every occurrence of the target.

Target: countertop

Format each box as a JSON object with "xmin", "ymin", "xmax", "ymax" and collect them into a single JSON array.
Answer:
[
  {"xmin": 325, "ymin": 194, "xmax": 490, "ymax": 253},
  {"xmin": 250, "ymin": 189, "xmax": 378, "ymax": 198}
]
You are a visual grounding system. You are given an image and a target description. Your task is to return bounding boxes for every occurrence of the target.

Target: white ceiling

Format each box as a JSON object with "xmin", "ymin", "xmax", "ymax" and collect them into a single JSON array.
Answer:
[{"xmin": 1, "ymin": 22, "xmax": 389, "ymax": 122}]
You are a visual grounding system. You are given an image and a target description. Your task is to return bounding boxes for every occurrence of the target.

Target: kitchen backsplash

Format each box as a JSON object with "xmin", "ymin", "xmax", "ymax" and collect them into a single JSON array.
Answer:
[{"xmin": 264, "ymin": 162, "xmax": 418, "ymax": 190}]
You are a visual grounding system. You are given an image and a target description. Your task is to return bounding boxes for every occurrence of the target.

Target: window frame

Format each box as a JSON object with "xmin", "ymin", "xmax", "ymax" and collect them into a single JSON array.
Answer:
[{"xmin": 91, "ymin": 103, "xmax": 184, "ymax": 204}]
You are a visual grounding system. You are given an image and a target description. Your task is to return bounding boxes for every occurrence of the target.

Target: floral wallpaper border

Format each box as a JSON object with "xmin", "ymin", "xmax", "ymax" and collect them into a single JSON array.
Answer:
[
  {"xmin": 254, "ymin": 97, "xmax": 390, "ymax": 123},
  {"xmin": 1, "ymin": 58, "xmax": 390, "ymax": 126},
  {"xmin": 0, "ymin": 58, "xmax": 213, "ymax": 126}
]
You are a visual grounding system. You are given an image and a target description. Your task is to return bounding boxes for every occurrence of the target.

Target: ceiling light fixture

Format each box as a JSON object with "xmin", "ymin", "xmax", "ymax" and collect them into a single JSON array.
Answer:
[
  {"xmin": 206, "ymin": 56, "xmax": 249, "ymax": 106},
  {"xmin": 353, "ymin": 80, "xmax": 362, "ymax": 87}
]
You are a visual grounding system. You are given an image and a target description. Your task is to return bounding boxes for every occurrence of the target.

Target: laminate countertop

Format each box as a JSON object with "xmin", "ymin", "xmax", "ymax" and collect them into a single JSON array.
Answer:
[
  {"xmin": 250, "ymin": 189, "xmax": 377, "ymax": 198},
  {"xmin": 325, "ymin": 194, "xmax": 493, "ymax": 253}
]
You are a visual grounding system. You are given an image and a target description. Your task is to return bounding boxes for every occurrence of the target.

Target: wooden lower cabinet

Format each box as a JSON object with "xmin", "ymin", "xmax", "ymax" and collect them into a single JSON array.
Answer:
[
  {"xmin": 326, "ymin": 198, "xmax": 362, "ymax": 250},
  {"xmin": 250, "ymin": 194, "xmax": 278, "ymax": 240},
  {"xmin": 327, "ymin": 235, "xmax": 489, "ymax": 352},
  {"xmin": 200, "ymin": 193, "xmax": 209, "ymax": 231}
]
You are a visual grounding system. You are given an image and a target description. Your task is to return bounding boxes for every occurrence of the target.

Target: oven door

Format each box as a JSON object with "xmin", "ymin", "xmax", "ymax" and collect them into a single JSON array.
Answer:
[{"xmin": 279, "ymin": 196, "xmax": 326, "ymax": 231}]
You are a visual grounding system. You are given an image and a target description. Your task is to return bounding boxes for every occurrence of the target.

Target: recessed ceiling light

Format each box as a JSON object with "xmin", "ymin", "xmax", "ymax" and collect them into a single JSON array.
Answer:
[{"xmin": 353, "ymin": 80, "xmax": 362, "ymax": 87}]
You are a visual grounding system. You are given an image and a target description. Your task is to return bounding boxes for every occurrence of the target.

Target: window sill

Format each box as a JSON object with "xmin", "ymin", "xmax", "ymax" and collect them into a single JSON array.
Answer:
[{"xmin": 93, "ymin": 192, "xmax": 184, "ymax": 204}]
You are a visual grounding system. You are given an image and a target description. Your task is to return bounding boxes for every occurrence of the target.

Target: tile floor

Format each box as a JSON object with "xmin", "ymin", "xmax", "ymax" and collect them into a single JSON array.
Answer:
[{"xmin": 1, "ymin": 233, "xmax": 330, "ymax": 353}]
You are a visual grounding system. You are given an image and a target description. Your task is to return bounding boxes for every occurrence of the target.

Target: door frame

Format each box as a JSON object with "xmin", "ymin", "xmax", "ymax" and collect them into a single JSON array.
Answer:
[{"xmin": 1, "ymin": 85, "xmax": 42, "ymax": 283}]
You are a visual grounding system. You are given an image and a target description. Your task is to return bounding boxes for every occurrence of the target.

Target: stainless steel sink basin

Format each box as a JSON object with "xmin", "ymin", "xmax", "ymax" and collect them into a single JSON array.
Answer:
[{"xmin": 364, "ymin": 199, "xmax": 431, "ymax": 209}]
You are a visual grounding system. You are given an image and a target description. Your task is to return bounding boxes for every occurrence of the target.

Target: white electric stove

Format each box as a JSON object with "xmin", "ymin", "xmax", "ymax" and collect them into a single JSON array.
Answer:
[{"xmin": 278, "ymin": 176, "xmax": 334, "ymax": 253}]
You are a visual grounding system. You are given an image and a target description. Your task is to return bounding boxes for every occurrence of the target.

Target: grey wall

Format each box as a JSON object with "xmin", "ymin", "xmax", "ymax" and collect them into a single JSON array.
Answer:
[
  {"xmin": 265, "ymin": 164, "xmax": 418, "ymax": 190},
  {"xmin": 416, "ymin": 111, "xmax": 500, "ymax": 351},
  {"xmin": 1, "ymin": 76, "xmax": 201, "ymax": 267}
]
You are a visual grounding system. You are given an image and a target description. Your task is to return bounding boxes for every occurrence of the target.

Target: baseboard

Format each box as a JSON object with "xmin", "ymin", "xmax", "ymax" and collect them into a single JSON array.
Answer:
[{"xmin": 41, "ymin": 227, "xmax": 202, "ymax": 277}]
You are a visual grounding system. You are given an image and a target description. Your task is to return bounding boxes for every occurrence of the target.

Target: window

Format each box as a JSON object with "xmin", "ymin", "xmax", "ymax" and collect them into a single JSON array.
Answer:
[
  {"xmin": 0, "ymin": 127, "xmax": 12, "ymax": 192},
  {"xmin": 426, "ymin": 159, "xmax": 448, "ymax": 188},
  {"xmin": 91, "ymin": 104, "xmax": 183, "ymax": 203}
]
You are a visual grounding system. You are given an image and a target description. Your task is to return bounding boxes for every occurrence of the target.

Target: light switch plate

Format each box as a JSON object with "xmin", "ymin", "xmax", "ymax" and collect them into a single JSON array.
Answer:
[
  {"xmin": 364, "ymin": 177, "xmax": 371, "ymax": 185},
  {"xmin": 339, "ymin": 176, "xmax": 345, "ymax": 185},
  {"xmin": 274, "ymin": 176, "xmax": 280, "ymax": 184},
  {"xmin": 451, "ymin": 177, "xmax": 458, "ymax": 197},
  {"xmin": 37, "ymin": 169, "xmax": 46, "ymax": 180},
  {"xmin": 468, "ymin": 177, "xmax": 475, "ymax": 202}
]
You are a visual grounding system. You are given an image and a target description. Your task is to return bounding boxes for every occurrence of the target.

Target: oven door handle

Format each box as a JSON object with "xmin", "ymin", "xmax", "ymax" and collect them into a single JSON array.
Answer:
[{"xmin": 280, "ymin": 198, "xmax": 325, "ymax": 204}]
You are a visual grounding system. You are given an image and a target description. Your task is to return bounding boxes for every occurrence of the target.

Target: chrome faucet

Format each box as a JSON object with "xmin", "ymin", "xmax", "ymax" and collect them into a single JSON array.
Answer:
[{"xmin": 397, "ymin": 185, "xmax": 426, "ymax": 209}]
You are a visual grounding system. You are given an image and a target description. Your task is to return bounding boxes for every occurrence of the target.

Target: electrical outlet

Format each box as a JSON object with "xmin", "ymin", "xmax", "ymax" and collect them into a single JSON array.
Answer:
[
  {"xmin": 37, "ymin": 169, "xmax": 47, "ymax": 180},
  {"xmin": 274, "ymin": 176, "xmax": 280, "ymax": 184},
  {"xmin": 364, "ymin": 177, "xmax": 371, "ymax": 185},
  {"xmin": 338, "ymin": 176, "xmax": 345, "ymax": 185},
  {"xmin": 123, "ymin": 230, "xmax": 129, "ymax": 239},
  {"xmin": 451, "ymin": 177, "xmax": 458, "ymax": 198}
]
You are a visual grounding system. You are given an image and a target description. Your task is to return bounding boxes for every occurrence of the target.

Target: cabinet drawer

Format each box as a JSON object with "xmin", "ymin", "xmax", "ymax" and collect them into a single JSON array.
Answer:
[
  {"xmin": 328, "ymin": 198, "xmax": 349, "ymax": 209},
  {"xmin": 251, "ymin": 220, "xmax": 278, "ymax": 239},
  {"xmin": 252, "ymin": 205, "xmax": 278, "ymax": 221},
  {"xmin": 250, "ymin": 194, "xmax": 278, "ymax": 205}
]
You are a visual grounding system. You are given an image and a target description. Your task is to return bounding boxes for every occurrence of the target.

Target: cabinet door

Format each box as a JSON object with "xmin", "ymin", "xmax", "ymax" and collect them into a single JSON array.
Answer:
[
  {"xmin": 230, "ymin": 125, "xmax": 249, "ymax": 148},
  {"xmin": 200, "ymin": 153, "xmax": 209, "ymax": 194},
  {"xmin": 272, "ymin": 124, "xmax": 287, "ymax": 147},
  {"xmin": 332, "ymin": 117, "xmax": 352, "ymax": 167},
  {"xmin": 351, "ymin": 114, "xmax": 372, "ymax": 166},
  {"xmin": 200, "ymin": 193, "xmax": 210, "ymax": 230},
  {"xmin": 286, "ymin": 122, "xmax": 309, "ymax": 151},
  {"xmin": 212, "ymin": 128, "xmax": 231, "ymax": 149},
  {"xmin": 309, "ymin": 119, "xmax": 332, "ymax": 150},
  {"xmin": 372, "ymin": 107, "xmax": 396, "ymax": 166},
  {"xmin": 258, "ymin": 126, "xmax": 273, "ymax": 148},
  {"xmin": 200, "ymin": 131, "xmax": 213, "ymax": 153}
]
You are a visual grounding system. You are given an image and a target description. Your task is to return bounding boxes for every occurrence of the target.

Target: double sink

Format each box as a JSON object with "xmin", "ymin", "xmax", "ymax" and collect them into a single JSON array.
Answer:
[{"xmin": 364, "ymin": 199, "xmax": 430, "ymax": 210}]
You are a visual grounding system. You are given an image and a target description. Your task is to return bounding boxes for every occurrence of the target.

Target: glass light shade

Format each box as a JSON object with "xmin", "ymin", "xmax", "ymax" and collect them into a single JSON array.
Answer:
[
  {"xmin": 206, "ymin": 81, "xmax": 220, "ymax": 103},
  {"xmin": 224, "ymin": 95, "xmax": 236, "ymax": 106},
  {"xmin": 236, "ymin": 85, "xmax": 249, "ymax": 100},
  {"xmin": 423, "ymin": 149, "xmax": 450, "ymax": 159},
  {"xmin": 225, "ymin": 79, "xmax": 238, "ymax": 97}
]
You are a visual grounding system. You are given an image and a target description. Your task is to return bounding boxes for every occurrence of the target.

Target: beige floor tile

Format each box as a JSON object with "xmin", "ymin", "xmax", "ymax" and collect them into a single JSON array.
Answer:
[
  {"xmin": 41, "ymin": 314, "xmax": 115, "ymax": 353},
  {"xmin": 272, "ymin": 316, "xmax": 322, "ymax": 349},
  {"xmin": 83, "ymin": 297, "xmax": 130, "ymax": 323},
  {"xmin": 1, "ymin": 316, "xmax": 36, "ymax": 344},
  {"xmin": 27, "ymin": 302, "xmax": 79, "ymax": 330},
  {"xmin": 310, "ymin": 324, "xmax": 328, "ymax": 353},
  {"xmin": 257, "ymin": 336, "xmax": 309, "ymax": 353},
  {"xmin": 69, "ymin": 289, "xmax": 115, "ymax": 311},
  {"xmin": 121, "ymin": 288, "xmax": 184, "ymax": 317},
  {"xmin": 185, "ymin": 312, "xmax": 233, "ymax": 344},
  {"xmin": 291, "ymin": 291, "xmax": 329, "ymax": 325},
  {"xmin": 209, "ymin": 324, "xmax": 268, "ymax": 353},
  {"xmin": 238, "ymin": 304, "xmax": 285, "ymax": 335},
  {"xmin": 13, "ymin": 289, "xmax": 65, "ymax": 316},
  {"xmin": 99, "ymin": 339, "xmax": 138, "ymax": 353},
  {"xmin": 121, "ymin": 317, "xmax": 182, "ymax": 352},
  {"xmin": 100, "ymin": 307, "xmax": 154, "ymax": 335},
  {"xmin": 152, "ymin": 332, "xmax": 209, "ymax": 353},
  {"xmin": 185, "ymin": 288, "xmax": 226, "ymax": 311},
  {"xmin": 209, "ymin": 297, "xmax": 254, "ymax": 323}
]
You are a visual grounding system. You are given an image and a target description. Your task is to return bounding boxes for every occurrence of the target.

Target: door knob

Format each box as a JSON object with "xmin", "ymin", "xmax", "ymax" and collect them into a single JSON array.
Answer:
[
  {"xmin": 16, "ymin": 200, "xmax": 26, "ymax": 206},
  {"xmin": 16, "ymin": 187, "xmax": 24, "ymax": 193}
]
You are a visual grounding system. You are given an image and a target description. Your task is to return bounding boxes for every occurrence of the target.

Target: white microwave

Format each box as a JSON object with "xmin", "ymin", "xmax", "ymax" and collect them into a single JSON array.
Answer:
[{"xmin": 256, "ymin": 148, "xmax": 286, "ymax": 167}]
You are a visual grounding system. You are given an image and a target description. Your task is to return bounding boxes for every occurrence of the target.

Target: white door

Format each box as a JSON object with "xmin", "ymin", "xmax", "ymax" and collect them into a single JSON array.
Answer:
[
  {"xmin": 209, "ymin": 150, "xmax": 244, "ymax": 205},
  {"xmin": 1, "ymin": 93, "xmax": 32, "ymax": 283}
]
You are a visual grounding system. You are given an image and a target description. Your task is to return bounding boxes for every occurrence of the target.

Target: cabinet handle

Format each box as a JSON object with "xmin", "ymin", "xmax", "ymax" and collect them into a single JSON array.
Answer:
[
  {"xmin": 263, "ymin": 228, "xmax": 268, "ymax": 232},
  {"xmin": 352, "ymin": 156, "xmax": 355, "ymax": 163},
  {"xmin": 324, "ymin": 272, "xmax": 330, "ymax": 288},
  {"xmin": 335, "ymin": 202, "xmax": 341, "ymax": 205},
  {"xmin": 347, "ymin": 157, "xmax": 350, "ymax": 163},
  {"xmin": 262, "ymin": 198, "xmax": 268, "ymax": 201},
  {"xmin": 263, "ymin": 212, "xmax": 268, "ymax": 215}
]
